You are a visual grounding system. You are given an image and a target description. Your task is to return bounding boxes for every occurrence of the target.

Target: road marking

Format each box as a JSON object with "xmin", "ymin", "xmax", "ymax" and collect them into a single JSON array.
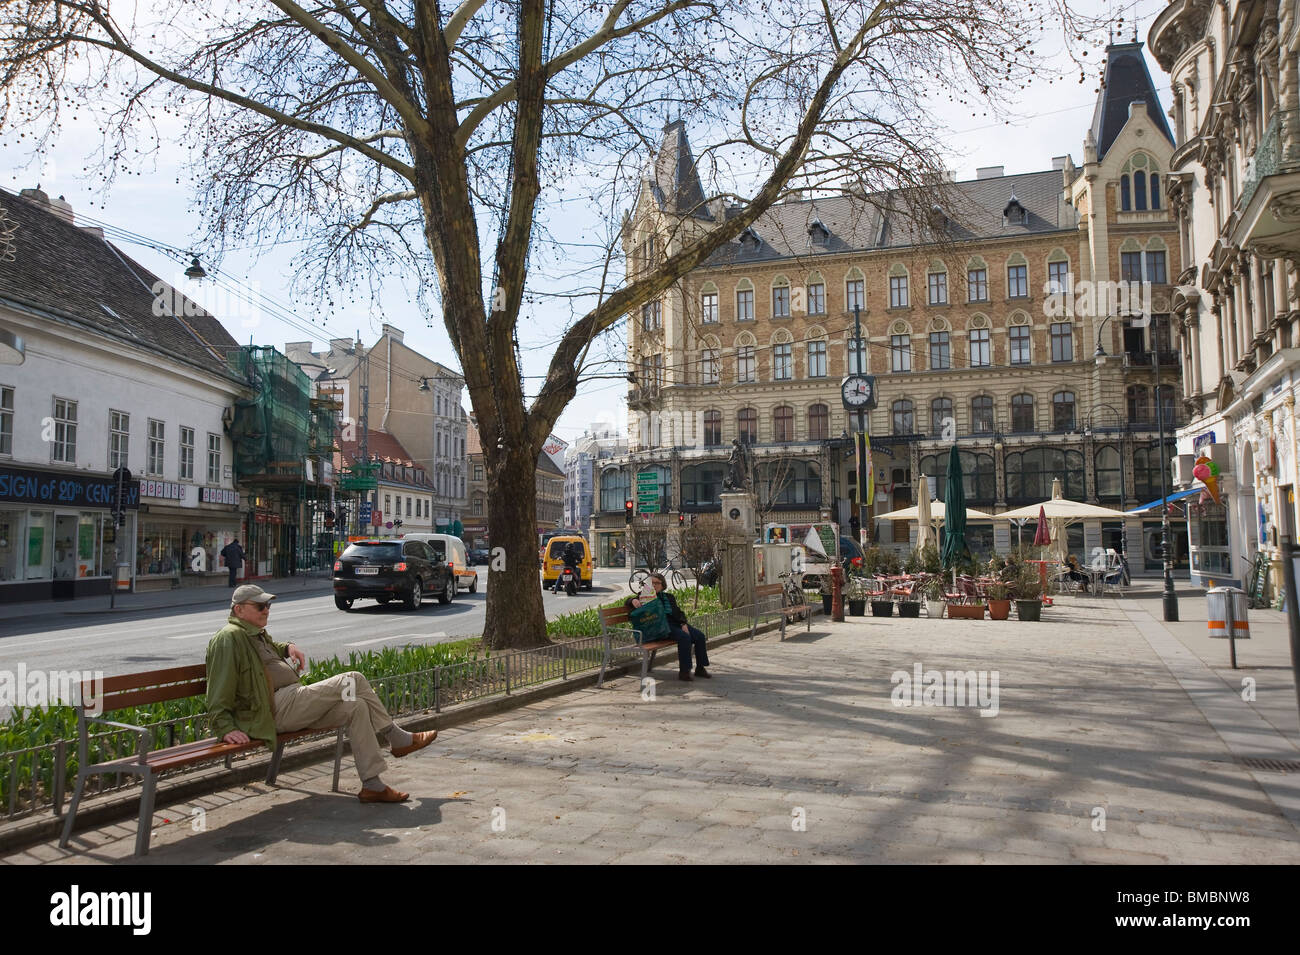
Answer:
[
  {"xmin": 316, "ymin": 625, "xmax": 353, "ymax": 632},
  {"xmin": 164, "ymin": 632, "xmax": 216, "ymax": 641},
  {"xmin": 343, "ymin": 632, "xmax": 443, "ymax": 648}
]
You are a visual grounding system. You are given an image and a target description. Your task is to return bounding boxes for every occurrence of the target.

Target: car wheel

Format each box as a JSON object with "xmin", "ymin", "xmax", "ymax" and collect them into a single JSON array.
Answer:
[
  {"xmin": 470, "ymin": 574, "xmax": 478, "ymax": 593},
  {"xmin": 405, "ymin": 580, "xmax": 422, "ymax": 610},
  {"xmin": 334, "ymin": 595, "xmax": 354, "ymax": 612},
  {"xmin": 438, "ymin": 577, "xmax": 454, "ymax": 604}
]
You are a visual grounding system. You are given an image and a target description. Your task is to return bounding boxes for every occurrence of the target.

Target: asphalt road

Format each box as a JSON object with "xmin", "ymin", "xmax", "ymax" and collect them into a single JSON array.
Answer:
[{"xmin": 0, "ymin": 568, "xmax": 639, "ymax": 685}]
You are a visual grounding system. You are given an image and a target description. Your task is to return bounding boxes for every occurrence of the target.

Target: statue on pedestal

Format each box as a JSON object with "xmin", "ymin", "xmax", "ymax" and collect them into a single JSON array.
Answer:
[{"xmin": 723, "ymin": 438, "xmax": 751, "ymax": 492}]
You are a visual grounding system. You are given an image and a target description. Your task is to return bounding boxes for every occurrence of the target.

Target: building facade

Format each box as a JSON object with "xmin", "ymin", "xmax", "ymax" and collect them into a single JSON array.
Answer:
[
  {"xmin": 1151, "ymin": 0, "xmax": 1300, "ymax": 594},
  {"xmin": 563, "ymin": 425, "xmax": 627, "ymax": 537},
  {"xmin": 595, "ymin": 52, "xmax": 1186, "ymax": 572},
  {"xmin": 0, "ymin": 187, "xmax": 246, "ymax": 601},
  {"xmin": 465, "ymin": 417, "xmax": 567, "ymax": 550}
]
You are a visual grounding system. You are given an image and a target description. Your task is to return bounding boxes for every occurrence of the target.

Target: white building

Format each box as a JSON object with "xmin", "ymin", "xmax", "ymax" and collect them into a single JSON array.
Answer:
[
  {"xmin": 0, "ymin": 187, "xmax": 246, "ymax": 602},
  {"xmin": 563, "ymin": 424, "xmax": 627, "ymax": 536}
]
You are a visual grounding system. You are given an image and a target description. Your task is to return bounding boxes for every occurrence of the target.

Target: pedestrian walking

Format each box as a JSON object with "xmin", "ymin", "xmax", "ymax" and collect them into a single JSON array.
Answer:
[{"xmin": 220, "ymin": 538, "xmax": 245, "ymax": 587}]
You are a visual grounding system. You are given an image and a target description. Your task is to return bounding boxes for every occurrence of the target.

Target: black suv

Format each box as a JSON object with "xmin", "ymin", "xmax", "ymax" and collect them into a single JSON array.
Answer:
[{"xmin": 333, "ymin": 539, "xmax": 455, "ymax": 611}]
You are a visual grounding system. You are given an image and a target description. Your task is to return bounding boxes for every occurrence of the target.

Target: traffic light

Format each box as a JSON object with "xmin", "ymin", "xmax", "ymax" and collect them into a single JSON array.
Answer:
[
  {"xmin": 624, "ymin": 500, "xmax": 634, "ymax": 524},
  {"xmin": 678, "ymin": 513, "xmax": 685, "ymax": 526}
]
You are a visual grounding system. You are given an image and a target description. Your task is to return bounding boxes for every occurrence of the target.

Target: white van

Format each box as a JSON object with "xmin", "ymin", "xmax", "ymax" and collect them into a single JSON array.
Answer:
[{"xmin": 400, "ymin": 533, "xmax": 479, "ymax": 593}]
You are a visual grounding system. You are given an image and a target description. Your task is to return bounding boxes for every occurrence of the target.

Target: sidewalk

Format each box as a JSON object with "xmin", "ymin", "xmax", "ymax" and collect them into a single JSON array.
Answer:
[
  {"xmin": 0, "ymin": 574, "xmax": 334, "ymax": 625},
  {"xmin": 12, "ymin": 586, "xmax": 1300, "ymax": 864}
]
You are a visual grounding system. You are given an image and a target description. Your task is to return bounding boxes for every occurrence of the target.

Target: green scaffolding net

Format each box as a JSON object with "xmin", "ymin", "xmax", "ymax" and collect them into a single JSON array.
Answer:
[{"xmin": 227, "ymin": 346, "xmax": 314, "ymax": 481}]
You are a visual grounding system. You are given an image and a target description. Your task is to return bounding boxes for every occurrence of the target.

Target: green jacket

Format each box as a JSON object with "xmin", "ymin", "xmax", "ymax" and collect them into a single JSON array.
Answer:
[{"xmin": 205, "ymin": 615, "xmax": 291, "ymax": 747}]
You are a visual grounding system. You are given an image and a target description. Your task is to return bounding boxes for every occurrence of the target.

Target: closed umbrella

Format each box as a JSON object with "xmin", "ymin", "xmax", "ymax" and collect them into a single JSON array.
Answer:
[
  {"xmin": 1032, "ymin": 505, "xmax": 1051, "ymax": 547},
  {"xmin": 940, "ymin": 445, "xmax": 967, "ymax": 570},
  {"xmin": 915, "ymin": 484, "xmax": 933, "ymax": 551}
]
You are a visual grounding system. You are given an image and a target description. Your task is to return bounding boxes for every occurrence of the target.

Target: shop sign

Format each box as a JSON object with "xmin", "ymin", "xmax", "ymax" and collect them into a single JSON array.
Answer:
[
  {"xmin": 1192, "ymin": 429, "xmax": 1217, "ymax": 450},
  {"xmin": 141, "ymin": 480, "xmax": 186, "ymax": 501},
  {"xmin": 0, "ymin": 464, "xmax": 139, "ymax": 509},
  {"xmin": 199, "ymin": 487, "xmax": 239, "ymax": 505}
]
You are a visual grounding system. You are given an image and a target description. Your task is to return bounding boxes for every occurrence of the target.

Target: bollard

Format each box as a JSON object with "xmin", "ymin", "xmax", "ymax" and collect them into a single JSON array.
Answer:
[{"xmin": 831, "ymin": 563, "xmax": 845, "ymax": 622}]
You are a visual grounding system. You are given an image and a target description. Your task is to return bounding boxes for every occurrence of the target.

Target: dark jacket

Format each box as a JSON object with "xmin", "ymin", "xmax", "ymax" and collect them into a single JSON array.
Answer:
[
  {"xmin": 220, "ymin": 541, "xmax": 245, "ymax": 569},
  {"xmin": 624, "ymin": 591, "xmax": 687, "ymax": 627}
]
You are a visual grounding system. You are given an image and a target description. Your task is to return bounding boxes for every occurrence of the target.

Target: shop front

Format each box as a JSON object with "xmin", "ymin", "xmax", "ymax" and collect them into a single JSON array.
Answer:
[
  {"xmin": 0, "ymin": 463, "xmax": 140, "ymax": 602},
  {"xmin": 133, "ymin": 481, "xmax": 242, "ymax": 592},
  {"xmin": 597, "ymin": 530, "xmax": 626, "ymax": 568}
]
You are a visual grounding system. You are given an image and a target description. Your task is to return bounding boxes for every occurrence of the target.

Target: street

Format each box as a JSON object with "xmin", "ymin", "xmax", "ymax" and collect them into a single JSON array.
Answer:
[{"xmin": 0, "ymin": 567, "xmax": 636, "ymax": 685}]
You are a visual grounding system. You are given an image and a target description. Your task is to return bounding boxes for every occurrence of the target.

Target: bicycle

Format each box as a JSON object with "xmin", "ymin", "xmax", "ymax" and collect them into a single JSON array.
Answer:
[
  {"xmin": 778, "ymin": 570, "xmax": 808, "ymax": 619},
  {"xmin": 629, "ymin": 558, "xmax": 687, "ymax": 593}
]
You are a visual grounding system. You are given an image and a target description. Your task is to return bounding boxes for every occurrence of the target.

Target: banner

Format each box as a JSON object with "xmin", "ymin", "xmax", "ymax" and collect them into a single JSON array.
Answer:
[
  {"xmin": 855, "ymin": 431, "xmax": 873, "ymax": 509},
  {"xmin": 542, "ymin": 433, "xmax": 568, "ymax": 471}
]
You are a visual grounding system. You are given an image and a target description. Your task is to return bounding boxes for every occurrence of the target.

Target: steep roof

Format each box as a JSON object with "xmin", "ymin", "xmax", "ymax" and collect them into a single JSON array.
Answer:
[
  {"xmin": 0, "ymin": 187, "xmax": 241, "ymax": 379},
  {"xmin": 1090, "ymin": 41, "xmax": 1174, "ymax": 160},
  {"xmin": 649, "ymin": 120, "xmax": 711, "ymax": 220},
  {"xmin": 703, "ymin": 168, "xmax": 1073, "ymax": 266}
]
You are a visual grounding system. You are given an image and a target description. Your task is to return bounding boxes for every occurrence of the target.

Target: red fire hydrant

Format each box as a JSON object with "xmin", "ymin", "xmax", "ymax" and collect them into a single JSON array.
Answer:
[{"xmin": 831, "ymin": 563, "xmax": 845, "ymax": 622}]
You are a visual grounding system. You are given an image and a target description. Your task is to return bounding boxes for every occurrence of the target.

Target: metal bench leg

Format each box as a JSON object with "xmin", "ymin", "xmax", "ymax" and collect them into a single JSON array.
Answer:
[
  {"xmin": 266, "ymin": 740, "xmax": 286, "ymax": 785},
  {"xmin": 331, "ymin": 729, "xmax": 344, "ymax": 792},
  {"xmin": 59, "ymin": 771, "xmax": 88, "ymax": 848},
  {"xmin": 596, "ymin": 647, "xmax": 609, "ymax": 687},
  {"xmin": 135, "ymin": 772, "xmax": 158, "ymax": 858},
  {"xmin": 642, "ymin": 651, "xmax": 650, "ymax": 685}
]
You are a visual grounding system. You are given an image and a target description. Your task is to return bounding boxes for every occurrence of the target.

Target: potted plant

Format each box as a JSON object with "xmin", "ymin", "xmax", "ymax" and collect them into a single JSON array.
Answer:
[
  {"xmin": 1013, "ymin": 563, "xmax": 1044, "ymax": 621},
  {"xmin": 818, "ymin": 577, "xmax": 833, "ymax": 615},
  {"xmin": 923, "ymin": 577, "xmax": 946, "ymax": 619},
  {"xmin": 845, "ymin": 574, "xmax": 868, "ymax": 617},
  {"xmin": 985, "ymin": 579, "xmax": 1011, "ymax": 620},
  {"xmin": 947, "ymin": 600, "xmax": 986, "ymax": 620}
]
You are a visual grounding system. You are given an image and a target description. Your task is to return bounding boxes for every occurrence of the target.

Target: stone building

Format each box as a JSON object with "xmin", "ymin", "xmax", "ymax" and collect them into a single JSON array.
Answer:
[
  {"xmin": 593, "ymin": 44, "xmax": 1187, "ymax": 573},
  {"xmin": 465, "ymin": 418, "xmax": 567, "ymax": 551},
  {"xmin": 1150, "ymin": 0, "xmax": 1300, "ymax": 593}
]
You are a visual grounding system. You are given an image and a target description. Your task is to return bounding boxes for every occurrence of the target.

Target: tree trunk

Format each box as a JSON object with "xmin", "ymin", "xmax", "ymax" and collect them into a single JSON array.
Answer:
[{"xmin": 482, "ymin": 446, "xmax": 550, "ymax": 650}]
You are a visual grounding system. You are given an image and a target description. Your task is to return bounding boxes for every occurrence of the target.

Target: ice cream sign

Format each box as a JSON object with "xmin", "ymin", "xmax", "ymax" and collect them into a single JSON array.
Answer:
[{"xmin": 1193, "ymin": 455, "xmax": 1222, "ymax": 505}]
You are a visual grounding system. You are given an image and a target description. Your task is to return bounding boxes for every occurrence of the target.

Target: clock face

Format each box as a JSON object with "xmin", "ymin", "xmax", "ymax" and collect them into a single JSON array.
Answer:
[{"xmin": 841, "ymin": 375, "xmax": 873, "ymax": 408}]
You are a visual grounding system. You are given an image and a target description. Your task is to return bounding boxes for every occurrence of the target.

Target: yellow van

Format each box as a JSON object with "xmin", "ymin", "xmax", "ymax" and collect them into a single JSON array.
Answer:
[{"xmin": 542, "ymin": 536, "xmax": 593, "ymax": 590}]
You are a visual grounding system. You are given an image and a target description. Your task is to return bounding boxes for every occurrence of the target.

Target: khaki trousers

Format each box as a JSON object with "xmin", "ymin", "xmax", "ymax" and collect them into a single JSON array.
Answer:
[{"xmin": 273, "ymin": 671, "xmax": 394, "ymax": 782}]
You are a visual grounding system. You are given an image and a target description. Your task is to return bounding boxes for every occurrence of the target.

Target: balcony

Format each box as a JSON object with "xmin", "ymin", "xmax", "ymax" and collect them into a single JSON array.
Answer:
[
  {"xmin": 626, "ymin": 384, "xmax": 662, "ymax": 410},
  {"xmin": 1233, "ymin": 108, "xmax": 1300, "ymax": 256},
  {"xmin": 1123, "ymin": 350, "xmax": 1181, "ymax": 370}
]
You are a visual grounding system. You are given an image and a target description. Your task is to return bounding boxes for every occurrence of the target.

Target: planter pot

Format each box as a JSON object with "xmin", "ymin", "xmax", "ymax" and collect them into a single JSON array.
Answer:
[
  {"xmin": 821, "ymin": 594, "xmax": 833, "ymax": 615},
  {"xmin": 925, "ymin": 599, "xmax": 946, "ymax": 619},
  {"xmin": 870, "ymin": 600, "xmax": 894, "ymax": 617},
  {"xmin": 897, "ymin": 601, "xmax": 921, "ymax": 618},
  {"xmin": 847, "ymin": 600, "xmax": 866, "ymax": 617},
  {"xmin": 988, "ymin": 599, "xmax": 1011, "ymax": 621},
  {"xmin": 1016, "ymin": 599, "xmax": 1043, "ymax": 622},
  {"xmin": 947, "ymin": 603, "xmax": 986, "ymax": 620}
]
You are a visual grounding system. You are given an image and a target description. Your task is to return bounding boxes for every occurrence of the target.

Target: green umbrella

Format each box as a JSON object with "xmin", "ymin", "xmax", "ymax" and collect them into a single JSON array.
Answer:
[{"xmin": 940, "ymin": 444, "xmax": 968, "ymax": 570}]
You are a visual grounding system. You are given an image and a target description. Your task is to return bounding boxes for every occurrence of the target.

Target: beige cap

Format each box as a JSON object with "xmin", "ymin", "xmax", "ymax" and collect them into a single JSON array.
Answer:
[{"xmin": 231, "ymin": 584, "xmax": 276, "ymax": 606}]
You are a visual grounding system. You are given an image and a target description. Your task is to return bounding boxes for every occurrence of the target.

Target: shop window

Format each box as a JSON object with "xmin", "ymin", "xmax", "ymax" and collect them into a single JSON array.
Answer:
[{"xmin": 0, "ymin": 507, "xmax": 23, "ymax": 581}]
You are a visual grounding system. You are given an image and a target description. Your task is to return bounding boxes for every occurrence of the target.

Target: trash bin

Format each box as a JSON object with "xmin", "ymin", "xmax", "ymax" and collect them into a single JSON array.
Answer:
[{"xmin": 1206, "ymin": 586, "xmax": 1250, "ymax": 639}]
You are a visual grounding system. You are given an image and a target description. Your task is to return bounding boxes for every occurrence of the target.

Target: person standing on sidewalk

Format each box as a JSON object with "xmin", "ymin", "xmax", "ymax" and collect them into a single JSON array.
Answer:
[
  {"xmin": 205, "ymin": 585, "xmax": 437, "ymax": 803},
  {"xmin": 625, "ymin": 573, "xmax": 711, "ymax": 681},
  {"xmin": 220, "ymin": 538, "xmax": 245, "ymax": 587}
]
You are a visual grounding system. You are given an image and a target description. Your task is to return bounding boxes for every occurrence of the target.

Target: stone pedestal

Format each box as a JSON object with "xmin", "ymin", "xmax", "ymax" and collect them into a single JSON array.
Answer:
[
  {"xmin": 721, "ymin": 492, "xmax": 756, "ymax": 539},
  {"xmin": 720, "ymin": 492, "xmax": 757, "ymax": 609}
]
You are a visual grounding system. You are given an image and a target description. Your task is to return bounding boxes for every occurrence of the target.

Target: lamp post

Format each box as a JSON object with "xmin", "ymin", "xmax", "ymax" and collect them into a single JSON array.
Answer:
[
  {"xmin": 1151, "ymin": 315, "xmax": 1180, "ymax": 621},
  {"xmin": 852, "ymin": 304, "xmax": 870, "ymax": 544}
]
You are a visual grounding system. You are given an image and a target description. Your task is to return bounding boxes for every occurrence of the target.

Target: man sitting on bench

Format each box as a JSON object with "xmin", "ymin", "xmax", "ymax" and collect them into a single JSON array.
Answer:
[
  {"xmin": 206, "ymin": 585, "xmax": 437, "ymax": 804},
  {"xmin": 625, "ymin": 573, "xmax": 711, "ymax": 682}
]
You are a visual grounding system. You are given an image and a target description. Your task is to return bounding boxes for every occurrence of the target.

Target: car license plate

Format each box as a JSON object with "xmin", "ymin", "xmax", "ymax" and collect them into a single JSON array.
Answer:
[{"xmin": 357, "ymin": 566, "xmax": 380, "ymax": 575}]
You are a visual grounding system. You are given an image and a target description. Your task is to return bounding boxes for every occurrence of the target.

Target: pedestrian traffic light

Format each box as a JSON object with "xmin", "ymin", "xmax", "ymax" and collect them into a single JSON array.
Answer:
[
  {"xmin": 678, "ymin": 513, "xmax": 685, "ymax": 526},
  {"xmin": 624, "ymin": 500, "xmax": 633, "ymax": 524}
]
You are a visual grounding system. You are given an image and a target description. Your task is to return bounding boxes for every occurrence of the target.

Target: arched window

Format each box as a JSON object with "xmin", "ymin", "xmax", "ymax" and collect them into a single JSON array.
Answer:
[
  {"xmin": 771, "ymin": 275, "xmax": 792, "ymax": 318},
  {"xmin": 1127, "ymin": 385, "xmax": 1150, "ymax": 426},
  {"xmin": 920, "ymin": 451, "xmax": 996, "ymax": 504},
  {"xmin": 1120, "ymin": 175, "xmax": 1131, "ymax": 210},
  {"xmin": 1150, "ymin": 172, "xmax": 1161, "ymax": 209},
  {"xmin": 703, "ymin": 410, "xmax": 722, "ymax": 447},
  {"xmin": 599, "ymin": 468, "xmax": 630, "ymax": 511},
  {"xmin": 735, "ymin": 279, "xmax": 755, "ymax": 322},
  {"xmin": 1052, "ymin": 391, "xmax": 1076, "ymax": 431},
  {"xmin": 773, "ymin": 405, "xmax": 794, "ymax": 442},
  {"xmin": 757, "ymin": 459, "xmax": 821, "ymax": 507},
  {"xmin": 1005, "ymin": 448, "xmax": 1085, "ymax": 503},
  {"xmin": 1134, "ymin": 441, "xmax": 1175, "ymax": 501},
  {"xmin": 1095, "ymin": 445, "xmax": 1122, "ymax": 501},
  {"xmin": 737, "ymin": 407, "xmax": 758, "ymax": 445},
  {"xmin": 891, "ymin": 399, "xmax": 914, "ymax": 435},
  {"xmin": 1134, "ymin": 170, "xmax": 1148, "ymax": 211},
  {"xmin": 808, "ymin": 404, "xmax": 829, "ymax": 441},
  {"xmin": 971, "ymin": 395, "xmax": 994, "ymax": 434},
  {"xmin": 680, "ymin": 463, "xmax": 725, "ymax": 508},
  {"xmin": 1011, "ymin": 393, "xmax": 1035, "ymax": 432},
  {"xmin": 845, "ymin": 267, "xmax": 865, "ymax": 311},
  {"xmin": 931, "ymin": 397, "xmax": 953, "ymax": 437},
  {"xmin": 1157, "ymin": 384, "xmax": 1178, "ymax": 427}
]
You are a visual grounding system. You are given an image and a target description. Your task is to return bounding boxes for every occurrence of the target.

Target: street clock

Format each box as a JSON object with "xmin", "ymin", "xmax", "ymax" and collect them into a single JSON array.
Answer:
[{"xmin": 840, "ymin": 374, "xmax": 876, "ymax": 410}]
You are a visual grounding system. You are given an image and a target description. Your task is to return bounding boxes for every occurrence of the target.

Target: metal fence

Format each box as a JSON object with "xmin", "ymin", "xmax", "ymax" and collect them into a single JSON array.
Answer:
[{"xmin": 1, "ymin": 602, "xmax": 810, "ymax": 825}]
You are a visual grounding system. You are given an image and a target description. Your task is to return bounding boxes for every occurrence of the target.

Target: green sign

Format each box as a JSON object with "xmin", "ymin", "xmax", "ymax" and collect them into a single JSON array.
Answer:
[
  {"xmin": 637, "ymin": 503, "xmax": 660, "ymax": 514},
  {"xmin": 637, "ymin": 471, "xmax": 658, "ymax": 486}
]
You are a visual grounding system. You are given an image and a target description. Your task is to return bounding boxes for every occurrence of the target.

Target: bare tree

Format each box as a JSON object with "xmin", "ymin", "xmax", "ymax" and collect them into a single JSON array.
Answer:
[
  {"xmin": 678, "ymin": 513, "xmax": 724, "ymax": 607},
  {"xmin": 0, "ymin": 0, "xmax": 1102, "ymax": 648},
  {"xmin": 753, "ymin": 450, "xmax": 798, "ymax": 533}
]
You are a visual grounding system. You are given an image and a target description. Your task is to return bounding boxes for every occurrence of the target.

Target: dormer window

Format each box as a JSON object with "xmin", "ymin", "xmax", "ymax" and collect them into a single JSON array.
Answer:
[
  {"xmin": 739, "ymin": 227, "xmax": 761, "ymax": 249},
  {"xmin": 928, "ymin": 204, "xmax": 949, "ymax": 231},
  {"xmin": 808, "ymin": 218, "xmax": 830, "ymax": 246},
  {"xmin": 1003, "ymin": 194, "xmax": 1027, "ymax": 226}
]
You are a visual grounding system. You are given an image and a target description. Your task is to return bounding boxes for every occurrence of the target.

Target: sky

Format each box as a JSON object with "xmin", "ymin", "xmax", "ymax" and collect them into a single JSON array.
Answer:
[{"xmin": 0, "ymin": 0, "xmax": 1173, "ymax": 448}]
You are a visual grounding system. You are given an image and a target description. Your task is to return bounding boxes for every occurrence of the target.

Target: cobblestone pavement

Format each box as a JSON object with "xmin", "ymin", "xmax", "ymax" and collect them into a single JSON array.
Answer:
[{"xmin": 12, "ymin": 589, "xmax": 1300, "ymax": 864}]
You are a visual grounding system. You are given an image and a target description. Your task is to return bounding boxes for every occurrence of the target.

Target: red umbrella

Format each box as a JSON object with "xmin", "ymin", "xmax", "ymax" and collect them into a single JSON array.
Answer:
[{"xmin": 1032, "ymin": 505, "xmax": 1051, "ymax": 547}]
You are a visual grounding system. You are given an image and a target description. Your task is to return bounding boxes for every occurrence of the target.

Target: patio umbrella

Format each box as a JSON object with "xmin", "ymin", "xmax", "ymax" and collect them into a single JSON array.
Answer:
[
  {"xmin": 915, "ymin": 485, "xmax": 933, "ymax": 550},
  {"xmin": 874, "ymin": 502, "xmax": 995, "ymax": 521},
  {"xmin": 940, "ymin": 445, "xmax": 967, "ymax": 570},
  {"xmin": 1032, "ymin": 505, "xmax": 1051, "ymax": 547}
]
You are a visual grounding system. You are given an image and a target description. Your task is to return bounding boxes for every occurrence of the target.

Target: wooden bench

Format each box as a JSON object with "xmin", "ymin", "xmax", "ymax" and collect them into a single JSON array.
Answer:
[
  {"xmin": 753, "ymin": 581, "xmax": 811, "ymax": 641},
  {"xmin": 59, "ymin": 664, "xmax": 345, "ymax": 857},
  {"xmin": 596, "ymin": 604, "xmax": 679, "ymax": 688}
]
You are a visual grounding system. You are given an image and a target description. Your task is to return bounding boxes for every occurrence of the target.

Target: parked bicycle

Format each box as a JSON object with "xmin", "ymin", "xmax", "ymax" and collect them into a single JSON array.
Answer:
[
  {"xmin": 779, "ymin": 570, "xmax": 808, "ymax": 619},
  {"xmin": 629, "ymin": 559, "xmax": 687, "ymax": 593}
]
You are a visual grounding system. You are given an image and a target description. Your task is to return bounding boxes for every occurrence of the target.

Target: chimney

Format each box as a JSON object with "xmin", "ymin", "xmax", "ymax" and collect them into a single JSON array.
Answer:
[
  {"xmin": 329, "ymin": 337, "xmax": 355, "ymax": 354},
  {"xmin": 49, "ymin": 195, "xmax": 74, "ymax": 224},
  {"xmin": 976, "ymin": 166, "xmax": 1005, "ymax": 180},
  {"xmin": 1052, "ymin": 155, "xmax": 1071, "ymax": 171},
  {"xmin": 284, "ymin": 341, "xmax": 313, "ymax": 353},
  {"xmin": 1128, "ymin": 100, "xmax": 1148, "ymax": 119},
  {"xmin": 381, "ymin": 323, "xmax": 404, "ymax": 344}
]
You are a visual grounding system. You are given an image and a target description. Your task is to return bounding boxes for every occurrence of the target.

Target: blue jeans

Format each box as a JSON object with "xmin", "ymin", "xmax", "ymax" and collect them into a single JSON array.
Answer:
[{"xmin": 670, "ymin": 624, "xmax": 709, "ymax": 671}]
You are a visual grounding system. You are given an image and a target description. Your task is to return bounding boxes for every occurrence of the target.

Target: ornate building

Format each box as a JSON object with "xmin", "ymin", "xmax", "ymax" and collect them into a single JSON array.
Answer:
[
  {"xmin": 1151, "ymin": 0, "xmax": 1300, "ymax": 592},
  {"xmin": 594, "ymin": 43, "xmax": 1186, "ymax": 572}
]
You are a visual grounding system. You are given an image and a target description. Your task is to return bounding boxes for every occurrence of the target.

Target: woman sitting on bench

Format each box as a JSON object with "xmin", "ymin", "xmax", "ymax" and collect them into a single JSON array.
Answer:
[{"xmin": 625, "ymin": 573, "xmax": 711, "ymax": 682}]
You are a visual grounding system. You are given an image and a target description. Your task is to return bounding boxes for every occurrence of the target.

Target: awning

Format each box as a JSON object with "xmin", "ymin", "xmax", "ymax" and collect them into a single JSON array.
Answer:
[{"xmin": 1125, "ymin": 488, "xmax": 1201, "ymax": 514}]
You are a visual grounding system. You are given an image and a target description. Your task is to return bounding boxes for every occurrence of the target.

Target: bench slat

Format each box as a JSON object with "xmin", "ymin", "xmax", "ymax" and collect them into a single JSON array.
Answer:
[
  {"xmin": 99, "ymin": 681, "xmax": 208, "ymax": 712},
  {"xmin": 97, "ymin": 664, "xmax": 208, "ymax": 695}
]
